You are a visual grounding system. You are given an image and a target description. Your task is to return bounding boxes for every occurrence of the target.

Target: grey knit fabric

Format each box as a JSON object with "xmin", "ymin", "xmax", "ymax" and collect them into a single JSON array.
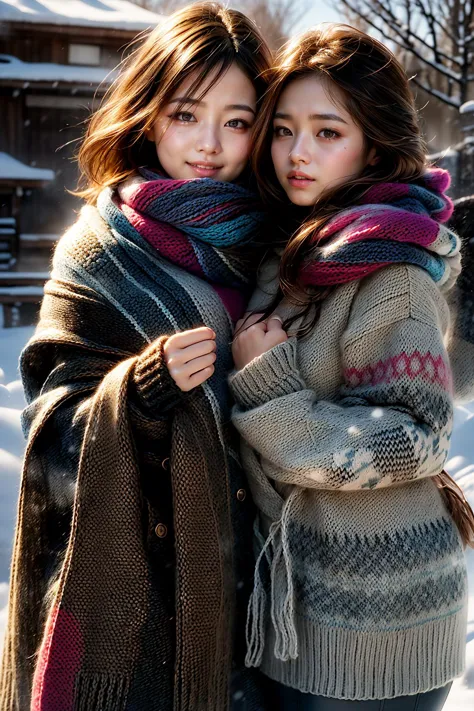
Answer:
[{"xmin": 230, "ymin": 258, "xmax": 469, "ymax": 700}]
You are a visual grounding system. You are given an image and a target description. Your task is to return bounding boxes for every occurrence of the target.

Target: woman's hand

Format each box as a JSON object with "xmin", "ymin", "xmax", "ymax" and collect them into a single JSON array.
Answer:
[
  {"xmin": 164, "ymin": 327, "xmax": 216, "ymax": 391},
  {"xmin": 232, "ymin": 313, "xmax": 288, "ymax": 370}
]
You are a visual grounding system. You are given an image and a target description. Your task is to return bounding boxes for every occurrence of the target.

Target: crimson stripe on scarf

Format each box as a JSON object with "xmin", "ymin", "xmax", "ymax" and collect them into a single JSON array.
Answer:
[
  {"xmin": 301, "ymin": 262, "xmax": 391, "ymax": 285},
  {"xmin": 120, "ymin": 201, "xmax": 204, "ymax": 277}
]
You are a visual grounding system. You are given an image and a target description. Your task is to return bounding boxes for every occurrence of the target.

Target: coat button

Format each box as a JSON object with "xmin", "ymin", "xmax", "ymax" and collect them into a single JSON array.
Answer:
[
  {"xmin": 236, "ymin": 488, "xmax": 247, "ymax": 502},
  {"xmin": 155, "ymin": 523, "xmax": 168, "ymax": 538},
  {"xmin": 161, "ymin": 457, "xmax": 170, "ymax": 470}
]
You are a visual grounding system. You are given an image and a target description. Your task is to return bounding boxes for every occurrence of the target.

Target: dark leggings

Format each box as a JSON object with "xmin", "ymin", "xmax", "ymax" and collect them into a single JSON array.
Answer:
[{"xmin": 266, "ymin": 678, "xmax": 453, "ymax": 711}]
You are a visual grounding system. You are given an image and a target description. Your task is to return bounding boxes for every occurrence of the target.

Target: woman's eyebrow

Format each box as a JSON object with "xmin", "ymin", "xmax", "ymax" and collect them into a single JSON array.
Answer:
[
  {"xmin": 169, "ymin": 98, "xmax": 255, "ymax": 115},
  {"xmin": 310, "ymin": 112, "xmax": 348, "ymax": 124},
  {"xmin": 274, "ymin": 111, "xmax": 348, "ymax": 124},
  {"xmin": 226, "ymin": 104, "xmax": 256, "ymax": 115},
  {"xmin": 169, "ymin": 97, "xmax": 201, "ymax": 106}
]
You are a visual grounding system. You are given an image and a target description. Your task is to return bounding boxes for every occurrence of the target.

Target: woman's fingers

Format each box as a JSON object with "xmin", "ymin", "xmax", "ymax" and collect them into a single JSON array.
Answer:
[
  {"xmin": 265, "ymin": 329, "xmax": 288, "ymax": 348},
  {"xmin": 266, "ymin": 314, "xmax": 283, "ymax": 331},
  {"xmin": 164, "ymin": 326, "xmax": 217, "ymax": 391},
  {"xmin": 167, "ymin": 350, "xmax": 216, "ymax": 391},
  {"xmin": 232, "ymin": 312, "xmax": 288, "ymax": 370},
  {"xmin": 179, "ymin": 352, "xmax": 217, "ymax": 377},
  {"xmin": 170, "ymin": 338, "xmax": 216, "ymax": 366},
  {"xmin": 167, "ymin": 326, "xmax": 215, "ymax": 351},
  {"xmin": 185, "ymin": 365, "xmax": 215, "ymax": 390},
  {"xmin": 234, "ymin": 313, "xmax": 266, "ymax": 335}
]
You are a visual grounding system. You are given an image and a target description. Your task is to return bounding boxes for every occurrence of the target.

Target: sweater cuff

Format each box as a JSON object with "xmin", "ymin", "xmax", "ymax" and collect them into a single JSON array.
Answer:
[
  {"xmin": 229, "ymin": 338, "xmax": 306, "ymax": 409},
  {"xmin": 131, "ymin": 336, "xmax": 187, "ymax": 414}
]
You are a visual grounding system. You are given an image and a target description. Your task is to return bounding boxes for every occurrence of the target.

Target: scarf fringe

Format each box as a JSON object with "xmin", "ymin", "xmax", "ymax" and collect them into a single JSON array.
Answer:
[
  {"xmin": 73, "ymin": 673, "xmax": 130, "ymax": 711},
  {"xmin": 245, "ymin": 489, "xmax": 301, "ymax": 668}
]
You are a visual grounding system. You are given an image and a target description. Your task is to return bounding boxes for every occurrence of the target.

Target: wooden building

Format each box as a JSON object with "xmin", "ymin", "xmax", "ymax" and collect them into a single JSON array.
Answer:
[
  {"xmin": 0, "ymin": 0, "xmax": 162, "ymax": 247},
  {"xmin": 0, "ymin": 0, "xmax": 161, "ymax": 324}
]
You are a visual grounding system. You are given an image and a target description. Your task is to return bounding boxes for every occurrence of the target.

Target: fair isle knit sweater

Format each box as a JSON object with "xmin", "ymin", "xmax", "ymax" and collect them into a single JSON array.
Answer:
[{"xmin": 230, "ymin": 258, "xmax": 469, "ymax": 700}]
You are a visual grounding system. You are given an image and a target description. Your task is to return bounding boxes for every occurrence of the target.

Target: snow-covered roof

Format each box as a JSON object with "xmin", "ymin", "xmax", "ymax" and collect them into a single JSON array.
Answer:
[
  {"xmin": 0, "ymin": 153, "xmax": 54, "ymax": 182},
  {"xmin": 20, "ymin": 234, "xmax": 58, "ymax": 243},
  {"xmin": 460, "ymin": 101, "xmax": 474, "ymax": 115},
  {"xmin": 0, "ymin": 272, "xmax": 50, "ymax": 280},
  {"xmin": 0, "ymin": 286, "xmax": 44, "ymax": 296},
  {"xmin": 0, "ymin": 0, "xmax": 162, "ymax": 31},
  {"xmin": 0, "ymin": 54, "xmax": 116, "ymax": 84}
]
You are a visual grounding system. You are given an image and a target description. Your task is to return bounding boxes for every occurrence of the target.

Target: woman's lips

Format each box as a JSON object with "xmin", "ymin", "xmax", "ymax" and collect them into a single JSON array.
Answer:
[
  {"xmin": 287, "ymin": 171, "xmax": 315, "ymax": 189},
  {"xmin": 187, "ymin": 162, "xmax": 222, "ymax": 177}
]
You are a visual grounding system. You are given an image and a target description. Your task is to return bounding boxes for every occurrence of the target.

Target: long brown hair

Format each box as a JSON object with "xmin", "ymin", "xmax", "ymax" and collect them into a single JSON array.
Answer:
[
  {"xmin": 76, "ymin": 2, "xmax": 272, "ymax": 203},
  {"xmin": 250, "ymin": 25, "xmax": 474, "ymax": 549},
  {"xmin": 251, "ymin": 24, "xmax": 428, "ymax": 335}
]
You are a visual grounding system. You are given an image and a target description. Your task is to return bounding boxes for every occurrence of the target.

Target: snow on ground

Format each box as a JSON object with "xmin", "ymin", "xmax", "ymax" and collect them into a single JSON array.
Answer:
[
  {"xmin": 0, "ymin": 325, "xmax": 473, "ymax": 707},
  {"xmin": 444, "ymin": 404, "xmax": 474, "ymax": 708},
  {"xmin": 0, "ymin": 327, "xmax": 30, "ymax": 588}
]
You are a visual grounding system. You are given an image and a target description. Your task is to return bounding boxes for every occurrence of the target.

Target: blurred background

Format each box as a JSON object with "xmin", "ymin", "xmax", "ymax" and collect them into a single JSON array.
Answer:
[{"xmin": 0, "ymin": 1, "xmax": 473, "ymax": 708}]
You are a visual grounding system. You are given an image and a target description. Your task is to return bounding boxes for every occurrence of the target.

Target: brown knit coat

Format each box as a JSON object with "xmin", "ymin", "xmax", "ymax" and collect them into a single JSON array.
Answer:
[{"xmin": 0, "ymin": 206, "xmax": 256, "ymax": 710}]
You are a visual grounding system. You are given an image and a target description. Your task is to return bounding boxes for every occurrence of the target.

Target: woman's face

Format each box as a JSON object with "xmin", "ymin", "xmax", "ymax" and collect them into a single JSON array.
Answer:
[
  {"xmin": 148, "ymin": 62, "xmax": 257, "ymax": 182},
  {"xmin": 271, "ymin": 75, "xmax": 377, "ymax": 206}
]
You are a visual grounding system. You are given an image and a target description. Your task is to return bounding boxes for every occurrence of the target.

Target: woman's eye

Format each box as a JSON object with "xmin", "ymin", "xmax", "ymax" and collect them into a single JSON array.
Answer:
[
  {"xmin": 173, "ymin": 111, "xmax": 195, "ymax": 123},
  {"xmin": 318, "ymin": 128, "xmax": 339, "ymax": 140},
  {"xmin": 274, "ymin": 126, "xmax": 292, "ymax": 137},
  {"xmin": 226, "ymin": 118, "xmax": 249, "ymax": 129}
]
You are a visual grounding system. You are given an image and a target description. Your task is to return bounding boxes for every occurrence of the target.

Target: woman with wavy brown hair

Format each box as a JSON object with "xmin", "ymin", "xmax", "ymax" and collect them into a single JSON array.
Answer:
[
  {"xmin": 231, "ymin": 24, "xmax": 473, "ymax": 711},
  {"xmin": 0, "ymin": 4, "xmax": 273, "ymax": 710}
]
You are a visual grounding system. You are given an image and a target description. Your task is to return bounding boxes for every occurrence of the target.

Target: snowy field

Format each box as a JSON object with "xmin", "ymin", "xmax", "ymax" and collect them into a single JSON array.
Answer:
[{"xmin": 0, "ymin": 325, "xmax": 473, "ymax": 708}]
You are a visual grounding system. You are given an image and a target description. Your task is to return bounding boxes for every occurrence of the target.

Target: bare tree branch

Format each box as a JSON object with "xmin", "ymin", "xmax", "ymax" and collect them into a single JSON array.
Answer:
[
  {"xmin": 410, "ymin": 75, "xmax": 462, "ymax": 108},
  {"xmin": 332, "ymin": 0, "xmax": 474, "ymax": 108}
]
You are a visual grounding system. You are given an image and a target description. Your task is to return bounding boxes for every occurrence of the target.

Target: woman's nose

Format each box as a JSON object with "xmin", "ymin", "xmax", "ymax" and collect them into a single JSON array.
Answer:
[
  {"xmin": 289, "ymin": 135, "xmax": 311, "ymax": 165},
  {"xmin": 196, "ymin": 124, "xmax": 222, "ymax": 154}
]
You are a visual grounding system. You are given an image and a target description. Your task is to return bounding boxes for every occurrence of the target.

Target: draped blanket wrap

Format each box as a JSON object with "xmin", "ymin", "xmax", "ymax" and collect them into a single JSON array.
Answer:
[{"xmin": 0, "ymin": 184, "xmax": 261, "ymax": 710}]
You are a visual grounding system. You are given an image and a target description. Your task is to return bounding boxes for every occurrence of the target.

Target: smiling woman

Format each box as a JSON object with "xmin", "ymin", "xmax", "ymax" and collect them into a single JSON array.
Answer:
[
  {"xmin": 0, "ymin": 4, "xmax": 273, "ymax": 711},
  {"xmin": 147, "ymin": 63, "xmax": 257, "ymax": 182},
  {"xmin": 74, "ymin": 3, "xmax": 270, "ymax": 201}
]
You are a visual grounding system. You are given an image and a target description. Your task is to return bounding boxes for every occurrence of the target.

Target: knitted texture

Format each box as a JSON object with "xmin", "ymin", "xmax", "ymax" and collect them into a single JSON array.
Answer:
[
  {"xmin": 107, "ymin": 168, "xmax": 266, "ymax": 322},
  {"xmin": 230, "ymin": 202, "xmax": 469, "ymax": 698},
  {"xmin": 301, "ymin": 168, "xmax": 460, "ymax": 289},
  {"xmin": 0, "ymin": 197, "xmax": 263, "ymax": 711}
]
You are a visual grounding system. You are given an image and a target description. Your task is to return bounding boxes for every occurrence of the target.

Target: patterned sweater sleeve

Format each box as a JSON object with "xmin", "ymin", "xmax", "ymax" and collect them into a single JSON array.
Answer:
[{"xmin": 230, "ymin": 265, "xmax": 453, "ymax": 491}]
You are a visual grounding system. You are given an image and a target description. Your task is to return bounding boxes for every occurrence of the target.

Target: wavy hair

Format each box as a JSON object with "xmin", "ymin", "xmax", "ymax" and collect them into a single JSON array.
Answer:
[
  {"xmin": 76, "ymin": 2, "xmax": 272, "ymax": 203},
  {"xmin": 250, "ymin": 24, "xmax": 429, "ymax": 335}
]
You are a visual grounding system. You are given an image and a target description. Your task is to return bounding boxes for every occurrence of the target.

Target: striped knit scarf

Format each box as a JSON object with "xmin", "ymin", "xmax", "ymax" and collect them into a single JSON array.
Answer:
[
  {"xmin": 301, "ymin": 168, "xmax": 461, "ymax": 289},
  {"xmin": 102, "ymin": 168, "xmax": 265, "ymax": 322}
]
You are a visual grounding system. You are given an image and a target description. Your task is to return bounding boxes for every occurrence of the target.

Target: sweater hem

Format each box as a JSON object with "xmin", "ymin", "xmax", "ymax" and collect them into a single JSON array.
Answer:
[{"xmin": 258, "ymin": 608, "xmax": 467, "ymax": 700}]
